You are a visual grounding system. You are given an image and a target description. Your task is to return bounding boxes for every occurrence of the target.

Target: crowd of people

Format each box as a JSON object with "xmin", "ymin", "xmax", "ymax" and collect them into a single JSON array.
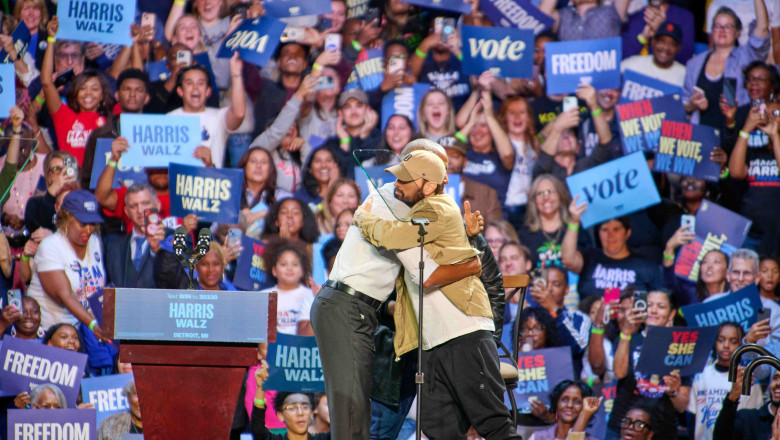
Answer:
[{"xmin": 0, "ymin": 0, "xmax": 779, "ymax": 438}]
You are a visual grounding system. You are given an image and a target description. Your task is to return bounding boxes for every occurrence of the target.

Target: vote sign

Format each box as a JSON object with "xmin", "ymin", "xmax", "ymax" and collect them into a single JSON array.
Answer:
[
  {"xmin": 654, "ymin": 121, "xmax": 721, "ymax": 182},
  {"xmin": 510, "ymin": 346, "xmax": 573, "ymax": 412},
  {"xmin": 615, "ymin": 94, "xmax": 686, "ymax": 155},
  {"xmin": 169, "ymin": 162, "xmax": 243, "ymax": 223},
  {"xmin": 460, "ymin": 25, "xmax": 533, "ymax": 78},
  {"xmin": 81, "ymin": 373, "xmax": 133, "ymax": 424},
  {"xmin": 8, "ymin": 409, "xmax": 97, "ymax": 440},
  {"xmin": 380, "ymin": 83, "xmax": 431, "ymax": 131},
  {"xmin": 89, "ymin": 138, "xmax": 147, "ymax": 189},
  {"xmin": 217, "ymin": 17, "xmax": 287, "ymax": 68},
  {"xmin": 120, "ymin": 114, "xmax": 202, "ymax": 167},
  {"xmin": 57, "ymin": 0, "xmax": 137, "ymax": 46},
  {"xmin": 479, "ymin": 0, "xmax": 553, "ymax": 35},
  {"xmin": 545, "ymin": 37, "xmax": 622, "ymax": 94}
]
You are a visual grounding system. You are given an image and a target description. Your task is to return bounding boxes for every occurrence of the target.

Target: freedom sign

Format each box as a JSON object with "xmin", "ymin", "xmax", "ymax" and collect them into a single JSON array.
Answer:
[
  {"xmin": 381, "ymin": 83, "xmax": 431, "ymax": 131},
  {"xmin": 0, "ymin": 64, "xmax": 16, "ymax": 117},
  {"xmin": 510, "ymin": 346, "xmax": 573, "ymax": 412},
  {"xmin": 233, "ymin": 235, "xmax": 271, "ymax": 291},
  {"xmin": 81, "ymin": 373, "xmax": 133, "ymax": 424},
  {"xmin": 264, "ymin": 0, "xmax": 331, "ymax": 18},
  {"xmin": 654, "ymin": 121, "xmax": 721, "ymax": 182},
  {"xmin": 679, "ymin": 284, "xmax": 762, "ymax": 333},
  {"xmin": 635, "ymin": 326, "xmax": 718, "ymax": 377},
  {"xmin": 0, "ymin": 24, "xmax": 30, "ymax": 64},
  {"xmin": 0, "ymin": 337, "xmax": 87, "ymax": 408},
  {"xmin": 402, "ymin": 0, "xmax": 471, "ymax": 14},
  {"xmin": 615, "ymin": 94, "xmax": 686, "ymax": 155},
  {"xmin": 120, "ymin": 114, "xmax": 202, "ymax": 168},
  {"xmin": 480, "ymin": 0, "xmax": 553, "ymax": 35},
  {"xmin": 565, "ymin": 152, "xmax": 661, "ymax": 228},
  {"xmin": 57, "ymin": 0, "xmax": 137, "ymax": 46},
  {"xmin": 545, "ymin": 37, "xmax": 622, "ymax": 94},
  {"xmin": 8, "ymin": 409, "xmax": 97, "ymax": 440},
  {"xmin": 621, "ymin": 69, "xmax": 683, "ymax": 102},
  {"xmin": 89, "ymin": 139, "xmax": 147, "ymax": 189},
  {"xmin": 217, "ymin": 17, "xmax": 287, "ymax": 68},
  {"xmin": 169, "ymin": 162, "xmax": 243, "ymax": 223},
  {"xmin": 265, "ymin": 333, "xmax": 324, "ymax": 392},
  {"xmin": 461, "ymin": 25, "xmax": 533, "ymax": 78}
]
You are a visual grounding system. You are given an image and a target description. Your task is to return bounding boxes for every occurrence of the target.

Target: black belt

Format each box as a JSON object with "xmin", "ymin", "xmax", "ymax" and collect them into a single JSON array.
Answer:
[{"xmin": 324, "ymin": 280, "xmax": 383, "ymax": 311}]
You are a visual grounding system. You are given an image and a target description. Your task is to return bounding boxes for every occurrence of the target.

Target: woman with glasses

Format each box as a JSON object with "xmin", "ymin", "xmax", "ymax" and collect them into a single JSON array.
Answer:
[
  {"xmin": 682, "ymin": 0, "xmax": 770, "ymax": 126},
  {"xmin": 484, "ymin": 220, "xmax": 520, "ymax": 259},
  {"xmin": 528, "ymin": 380, "xmax": 602, "ymax": 440}
]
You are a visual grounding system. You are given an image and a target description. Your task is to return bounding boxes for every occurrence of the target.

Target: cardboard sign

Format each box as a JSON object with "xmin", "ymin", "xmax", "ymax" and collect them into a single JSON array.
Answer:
[
  {"xmin": 263, "ymin": 0, "xmax": 331, "ymax": 17},
  {"xmin": 635, "ymin": 326, "xmax": 718, "ymax": 377},
  {"xmin": 380, "ymin": 83, "xmax": 431, "ymax": 131},
  {"xmin": 0, "ymin": 64, "xmax": 16, "ymax": 117},
  {"xmin": 168, "ymin": 162, "xmax": 243, "ymax": 223},
  {"xmin": 510, "ymin": 346, "xmax": 573, "ymax": 412},
  {"xmin": 479, "ymin": 0, "xmax": 553, "ymax": 35},
  {"xmin": 565, "ymin": 152, "xmax": 661, "ymax": 228},
  {"xmin": 217, "ymin": 17, "xmax": 287, "ymax": 68},
  {"xmin": 89, "ymin": 138, "xmax": 147, "ymax": 189},
  {"xmin": 545, "ymin": 38, "xmax": 622, "ymax": 94},
  {"xmin": 233, "ymin": 235, "xmax": 271, "ymax": 291},
  {"xmin": 621, "ymin": 69, "xmax": 683, "ymax": 102},
  {"xmin": 587, "ymin": 381, "xmax": 617, "ymax": 439},
  {"xmin": 0, "ymin": 24, "xmax": 31, "ymax": 64},
  {"xmin": 344, "ymin": 48, "xmax": 384, "ymax": 92},
  {"xmin": 0, "ymin": 338, "xmax": 87, "ymax": 408},
  {"xmin": 674, "ymin": 201, "xmax": 752, "ymax": 282},
  {"xmin": 8, "ymin": 409, "xmax": 97, "ymax": 440},
  {"xmin": 615, "ymin": 94, "xmax": 686, "ymax": 155},
  {"xmin": 460, "ymin": 25, "xmax": 534, "ymax": 78},
  {"xmin": 402, "ymin": 0, "xmax": 471, "ymax": 14},
  {"xmin": 81, "ymin": 373, "xmax": 133, "ymax": 424},
  {"xmin": 265, "ymin": 333, "xmax": 324, "ymax": 392},
  {"xmin": 654, "ymin": 121, "xmax": 721, "ymax": 182},
  {"xmin": 57, "ymin": 0, "xmax": 137, "ymax": 46},
  {"xmin": 679, "ymin": 284, "xmax": 762, "ymax": 333},
  {"xmin": 346, "ymin": 0, "xmax": 369, "ymax": 18},
  {"xmin": 119, "ymin": 114, "xmax": 202, "ymax": 168},
  {"xmin": 112, "ymin": 288, "xmax": 271, "ymax": 343}
]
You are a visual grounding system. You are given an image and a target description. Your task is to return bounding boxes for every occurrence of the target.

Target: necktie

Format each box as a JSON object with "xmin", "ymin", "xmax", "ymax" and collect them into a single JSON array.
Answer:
[{"xmin": 133, "ymin": 236, "xmax": 146, "ymax": 271}]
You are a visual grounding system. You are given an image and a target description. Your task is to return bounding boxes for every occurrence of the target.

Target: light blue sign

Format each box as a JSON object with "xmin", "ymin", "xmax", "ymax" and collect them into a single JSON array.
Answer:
[
  {"xmin": 479, "ymin": 0, "xmax": 553, "ymax": 35},
  {"xmin": 403, "ymin": 0, "xmax": 470, "ymax": 13},
  {"xmin": 461, "ymin": 25, "xmax": 533, "ymax": 78},
  {"xmin": 264, "ymin": 0, "xmax": 331, "ymax": 18},
  {"xmin": 621, "ymin": 69, "xmax": 683, "ymax": 102},
  {"xmin": 120, "ymin": 114, "xmax": 202, "ymax": 167},
  {"xmin": 82, "ymin": 373, "xmax": 134, "ymax": 424},
  {"xmin": 565, "ymin": 152, "xmax": 661, "ymax": 228},
  {"xmin": 0, "ymin": 24, "xmax": 30, "ymax": 64},
  {"xmin": 217, "ymin": 17, "xmax": 287, "ymax": 68},
  {"xmin": 381, "ymin": 83, "xmax": 430, "ymax": 131},
  {"xmin": 354, "ymin": 167, "xmax": 462, "ymax": 211},
  {"xmin": 57, "ymin": 0, "xmax": 137, "ymax": 46},
  {"xmin": 169, "ymin": 162, "xmax": 244, "ymax": 223},
  {"xmin": 89, "ymin": 138, "xmax": 147, "ymax": 189},
  {"xmin": 0, "ymin": 64, "xmax": 16, "ymax": 117},
  {"xmin": 545, "ymin": 37, "xmax": 622, "ymax": 94},
  {"xmin": 265, "ymin": 333, "xmax": 324, "ymax": 392}
]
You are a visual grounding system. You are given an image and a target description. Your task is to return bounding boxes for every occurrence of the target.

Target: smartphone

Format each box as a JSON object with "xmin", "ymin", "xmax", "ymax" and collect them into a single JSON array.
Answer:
[
  {"xmin": 648, "ymin": 0, "xmax": 662, "ymax": 6},
  {"xmin": 758, "ymin": 307, "xmax": 772, "ymax": 323},
  {"xmin": 530, "ymin": 267, "xmax": 547, "ymax": 289},
  {"xmin": 7, "ymin": 289, "xmax": 22, "ymax": 310},
  {"xmin": 387, "ymin": 56, "xmax": 405, "ymax": 75},
  {"xmin": 434, "ymin": 17, "xmax": 444, "ymax": 34},
  {"xmin": 313, "ymin": 75, "xmax": 335, "ymax": 90},
  {"xmin": 281, "ymin": 27, "xmax": 306, "ymax": 42},
  {"xmin": 563, "ymin": 96, "xmax": 578, "ymax": 112},
  {"xmin": 441, "ymin": 18, "xmax": 455, "ymax": 43},
  {"xmin": 604, "ymin": 287, "xmax": 620, "ymax": 319},
  {"xmin": 633, "ymin": 291, "xmax": 648, "ymax": 315},
  {"xmin": 54, "ymin": 69, "xmax": 75, "ymax": 88},
  {"xmin": 63, "ymin": 156, "xmax": 77, "ymax": 177},
  {"xmin": 325, "ymin": 33, "xmax": 342, "ymax": 53},
  {"xmin": 365, "ymin": 7, "xmax": 381, "ymax": 27},
  {"xmin": 141, "ymin": 12, "xmax": 156, "ymax": 29},
  {"xmin": 176, "ymin": 50, "xmax": 192, "ymax": 66},
  {"xmin": 320, "ymin": 18, "xmax": 333, "ymax": 30},
  {"xmin": 144, "ymin": 208, "xmax": 160, "ymax": 236},
  {"xmin": 723, "ymin": 78, "xmax": 736, "ymax": 107},
  {"xmin": 752, "ymin": 98, "xmax": 766, "ymax": 115},
  {"xmin": 230, "ymin": 3, "xmax": 249, "ymax": 19},
  {"xmin": 680, "ymin": 214, "xmax": 695, "ymax": 234},
  {"xmin": 227, "ymin": 228, "xmax": 242, "ymax": 248}
]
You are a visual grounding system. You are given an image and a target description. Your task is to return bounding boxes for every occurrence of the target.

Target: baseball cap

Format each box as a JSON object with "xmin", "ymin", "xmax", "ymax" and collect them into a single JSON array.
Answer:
[
  {"xmin": 386, "ymin": 150, "xmax": 446, "ymax": 184},
  {"xmin": 655, "ymin": 22, "xmax": 682, "ymax": 44},
  {"xmin": 61, "ymin": 190, "xmax": 104, "ymax": 224},
  {"xmin": 338, "ymin": 89, "xmax": 369, "ymax": 108},
  {"xmin": 443, "ymin": 140, "xmax": 468, "ymax": 156}
]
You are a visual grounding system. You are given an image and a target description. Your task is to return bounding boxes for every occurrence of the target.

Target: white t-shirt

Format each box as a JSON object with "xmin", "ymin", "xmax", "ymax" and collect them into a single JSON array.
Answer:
[
  {"xmin": 262, "ymin": 285, "xmax": 315, "ymax": 335},
  {"xmin": 621, "ymin": 58, "xmax": 687, "ymax": 87},
  {"xmin": 168, "ymin": 106, "xmax": 253, "ymax": 168},
  {"xmin": 706, "ymin": 0, "xmax": 780, "ymax": 47},
  {"xmin": 687, "ymin": 363, "xmax": 763, "ymax": 440},
  {"xmin": 505, "ymin": 139, "xmax": 536, "ymax": 207},
  {"xmin": 26, "ymin": 232, "xmax": 105, "ymax": 328}
]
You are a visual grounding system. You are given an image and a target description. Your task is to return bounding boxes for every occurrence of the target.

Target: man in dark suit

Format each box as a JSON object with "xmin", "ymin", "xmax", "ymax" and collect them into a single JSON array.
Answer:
[
  {"xmin": 103, "ymin": 183, "xmax": 165, "ymax": 288},
  {"xmin": 444, "ymin": 141, "xmax": 504, "ymax": 224}
]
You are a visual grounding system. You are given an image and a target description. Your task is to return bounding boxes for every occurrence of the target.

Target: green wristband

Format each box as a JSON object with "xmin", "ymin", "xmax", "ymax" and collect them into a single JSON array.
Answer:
[
  {"xmin": 567, "ymin": 222, "xmax": 580, "ymax": 231},
  {"xmin": 663, "ymin": 253, "xmax": 675, "ymax": 261},
  {"xmin": 35, "ymin": 95, "xmax": 45, "ymax": 104},
  {"xmin": 254, "ymin": 398, "xmax": 266, "ymax": 408},
  {"xmin": 339, "ymin": 137, "xmax": 351, "ymax": 145},
  {"xmin": 456, "ymin": 53, "xmax": 463, "ymax": 61},
  {"xmin": 590, "ymin": 327, "xmax": 605, "ymax": 335},
  {"xmin": 454, "ymin": 131, "xmax": 467, "ymax": 143},
  {"xmin": 89, "ymin": 320, "xmax": 97, "ymax": 331},
  {"xmin": 591, "ymin": 107, "xmax": 603, "ymax": 117},
  {"xmin": 351, "ymin": 40, "xmax": 363, "ymax": 52},
  {"xmin": 21, "ymin": 255, "xmax": 30, "ymax": 261},
  {"xmin": 720, "ymin": 167, "xmax": 730, "ymax": 179},
  {"xmin": 415, "ymin": 48, "xmax": 427, "ymax": 59}
]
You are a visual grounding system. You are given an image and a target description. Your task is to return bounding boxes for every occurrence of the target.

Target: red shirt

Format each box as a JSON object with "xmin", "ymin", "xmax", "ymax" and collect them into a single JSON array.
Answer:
[
  {"xmin": 52, "ymin": 105, "xmax": 106, "ymax": 166},
  {"xmin": 106, "ymin": 186, "xmax": 171, "ymax": 232}
]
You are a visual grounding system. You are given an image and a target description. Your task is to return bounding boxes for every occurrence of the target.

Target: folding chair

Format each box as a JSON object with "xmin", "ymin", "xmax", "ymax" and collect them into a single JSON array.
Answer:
[{"xmin": 496, "ymin": 274, "xmax": 530, "ymax": 427}]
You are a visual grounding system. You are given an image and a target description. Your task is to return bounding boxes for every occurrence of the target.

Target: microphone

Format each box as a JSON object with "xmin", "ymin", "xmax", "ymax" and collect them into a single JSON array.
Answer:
[
  {"xmin": 192, "ymin": 228, "xmax": 212, "ymax": 266},
  {"xmin": 172, "ymin": 226, "xmax": 189, "ymax": 266}
]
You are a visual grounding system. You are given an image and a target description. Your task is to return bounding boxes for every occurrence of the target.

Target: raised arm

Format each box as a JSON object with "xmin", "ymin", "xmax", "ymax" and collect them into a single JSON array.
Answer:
[
  {"xmin": 561, "ymin": 196, "xmax": 586, "ymax": 274},
  {"xmin": 41, "ymin": 17, "xmax": 62, "ymax": 116},
  {"xmin": 225, "ymin": 53, "xmax": 247, "ymax": 131},
  {"xmin": 165, "ymin": 0, "xmax": 187, "ymax": 42},
  {"xmin": 482, "ymin": 90, "xmax": 514, "ymax": 170},
  {"xmin": 538, "ymin": 0, "xmax": 561, "ymax": 32},
  {"xmin": 94, "ymin": 137, "xmax": 128, "ymax": 211},
  {"xmin": 576, "ymin": 84, "xmax": 612, "ymax": 144},
  {"xmin": 753, "ymin": 0, "xmax": 769, "ymax": 39}
]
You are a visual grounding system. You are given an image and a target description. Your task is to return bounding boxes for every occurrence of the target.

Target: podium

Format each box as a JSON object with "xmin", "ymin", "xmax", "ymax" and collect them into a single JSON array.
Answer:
[{"xmin": 103, "ymin": 288, "xmax": 277, "ymax": 440}]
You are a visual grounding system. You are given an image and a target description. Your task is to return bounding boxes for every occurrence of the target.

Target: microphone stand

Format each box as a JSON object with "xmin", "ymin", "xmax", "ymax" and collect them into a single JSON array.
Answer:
[{"xmin": 410, "ymin": 217, "xmax": 429, "ymax": 440}]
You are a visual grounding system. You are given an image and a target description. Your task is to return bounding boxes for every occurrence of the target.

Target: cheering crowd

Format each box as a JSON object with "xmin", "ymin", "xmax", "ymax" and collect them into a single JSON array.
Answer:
[{"xmin": 0, "ymin": 0, "xmax": 779, "ymax": 438}]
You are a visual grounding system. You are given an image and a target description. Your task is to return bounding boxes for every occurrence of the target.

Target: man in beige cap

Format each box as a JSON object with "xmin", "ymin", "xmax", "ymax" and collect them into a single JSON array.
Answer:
[{"xmin": 353, "ymin": 141, "xmax": 521, "ymax": 440}]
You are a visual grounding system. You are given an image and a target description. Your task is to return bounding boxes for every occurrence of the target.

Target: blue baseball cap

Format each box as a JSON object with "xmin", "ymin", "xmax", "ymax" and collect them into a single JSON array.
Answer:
[{"xmin": 61, "ymin": 190, "xmax": 104, "ymax": 224}]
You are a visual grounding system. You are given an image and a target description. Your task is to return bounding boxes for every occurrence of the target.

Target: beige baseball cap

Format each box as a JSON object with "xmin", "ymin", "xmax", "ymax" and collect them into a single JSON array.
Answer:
[{"xmin": 385, "ymin": 150, "xmax": 446, "ymax": 184}]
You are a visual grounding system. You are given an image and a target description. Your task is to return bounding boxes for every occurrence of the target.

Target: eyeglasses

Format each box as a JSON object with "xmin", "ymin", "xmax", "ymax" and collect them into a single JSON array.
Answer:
[
  {"xmin": 55, "ymin": 52, "xmax": 83, "ymax": 61},
  {"xmin": 712, "ymin": 24, "xmax": 736, "ymax": 31},
  {"xmin": 746, "ymin": 75, "xmax": 771, "ymax": 84},
  {"xmin": 730, "ymin": 270, "xmax": 754, "ymax": 280},
  {"xmin": 48, "ymin": 166, "xmax": 63, "ymax": 174},
  {"xmin": 620, "ymin": 417, "xmax": 650, "ymax": 432},
  {"xmin": 535, "ymin": 189, "xmax": 555, "ymax": 199},
  {"xmin": 486, "ymin": 237, "xmax": 508, "ymax": 246},
  {"xmin": 520, "ymin": 325, "xmax": 544, "ymax": 335},
  {"xmin": 282, "ymin": 403, "xmax": 312, "ymax": 413}
]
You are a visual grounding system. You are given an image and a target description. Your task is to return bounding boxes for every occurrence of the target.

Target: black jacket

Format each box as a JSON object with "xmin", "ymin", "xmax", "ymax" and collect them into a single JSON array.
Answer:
[{"xmin": 713, "ymin": 398, "xmax": 773, "ymax": 440}]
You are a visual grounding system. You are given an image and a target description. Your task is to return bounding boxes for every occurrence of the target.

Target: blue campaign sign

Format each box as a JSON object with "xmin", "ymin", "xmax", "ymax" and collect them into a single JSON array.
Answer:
[
  {"xmin": 443, "ymin": 173, "xmax": 462, "ymax": 209},
  {"xmin": 9, "ymin": 409, "xmax": 97, "ymax": 440},
  {"xmin": 635, "ymin": 326, "xmax": 718, "ymax": 377},
  {"xmin": 615, "ymin": 94, "xmax": 686, "ymax": 155},
  {"xmin": 233, "ymin": 235, "xmax": 272, "ymax": 291},
  {"xmin": 57, "ymin": 0, "xmax": 137, "ymax": 46},
  {"xmin": 565, "ymin": 152, "xmax": 661, "ymax": 228},
  {"xmin": 354, "ymin": 165, "xmax": 389, "ymax": 199},
  {"xmin": 217, "ymin": 17, "xmax": 287, "ymax": 68},
  {"xmin": 265, "ymin": 333, "xmax": 324, "ymax": 392},
  {"xmin": 0, "ymin": 24, "xmax": 31, "ymax": 64},
  {"xmin": 480, "ymin": 0, "xmax": 553, "ymax": 35},
  {"xmin": 461, "ymin": 25, "xmax": 533, "ymax": 78},
  {"xmin": 621, "ymin": 69, "xmax": 683, "ymax": 102},
  {"xmin": 381, "ymin": 83, "xmax": 431, "ymax": 131},
  {"xmin": 0, "ymin": 337, "xmax": 88, "ymax": 407},
  {"xmin": 654, "ymin": 121, "xmax": 721, "ymax": 182},
  {"xmin": 509, "ymin": 346, "xmax": 573, "ymax": 412},
  {"xmin": 545, "ymin": 38, "xmax": 622, "ymax": 94},
  {"xmin": 168, "ymin": 162, "xmax": 243, "ymax": 223},
  {"xmin": 679, "ymin": 284, "xmax": 762, "ymax": 333},
  {"xmin": 344, "ymin": 49, "xmax": 384, "ymax": 92},
  {"xmin": 82, "ymin": 373, "xmax": 133, "ymax": 424},
  {"xmin": 89, "ymin": 138, "xmax": 147, "ymax": 189},
  {"xmin": 587, "ymin": 381, "xmax": 617, "ymax": 439},
  {"xmin": 346, "ymin": 0, "xmax": 370, "ymax": 18},
  {"xmin": 264, "ymin": 0, "xmax": 331, "ymax": 18},
  {"xmin": 120, "ymin": 114, "xmax": 202, "ymax": 168},
  {"xmin": 402, "ymin": 0, "xmax": 470, "ymax": 14},
  {"xmin": 0, "ymin": 64, "xmax": 16, "ymax": 117}
]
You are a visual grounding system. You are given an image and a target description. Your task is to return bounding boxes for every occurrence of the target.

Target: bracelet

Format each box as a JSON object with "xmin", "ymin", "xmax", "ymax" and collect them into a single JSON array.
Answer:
[
  {"xmin": 312, "ymin": 62, "xmax": 322, "ymax": 71},
  {"xmin": 21, "ymin": 255, "xmax": 30, "ymax": 261},
  {"xmin": 591, "ymin": 327, "xmax": 605, "ymax": 335},
  {"xmin": 254, "ymin": 397, "xmax": 266, "ymax": 408},
  {"xmin": 35, "ymin": 95, "xmax": 45, "ymax": 104},
  {"xmin": 726, "ymin": 121, "xmax": 736, "ymax": 129},
  {"xmin": 619, "ymin": 332, "xmax": 631, "ymax": 341},
  {"xmin": 174, "ymin": 0, "xmax": 186, "ymax": 5},
  {"xmin": 89, "ymin": 320, "xmax": 97, "ymax": 331},
  {"xmin": 351, "ymin": 40, "xmax": 362, "ymax": 52},
  {"xmin": 567, "ymin": 222, "xmax": 579, "ymax": 231},
  {"xmin": 456, "ymin": 53, "xmax": 463, "ymax": 61},
  {"xmin": 720, "ymin": 167, "xmax": 730, "ymax": 179},
  {"xmin": 47, "ymin": 36, "xmax": 55, "ymax": 44},
  {"xmin": 637, "ymin": 34, "xmax": 648, "ymax": 46},
  {"xmin": 454, "ymin": 131, "xmax": 467, "ymax": 143},
  {"xmin": 339, "ymin": 137, "xmax": 351, "ymax": 145},
  {"xmin": 663, "ymin": 252, "xmax": 675, "ymax": 261},
  {"xmin": 591, "ymin": 107, "xmax": 603, "ymax": 117},
  {"xmin": 739, "ymin": 130, "xmax": 749, "ymax": 140},
  {"xmin": 667, "ymin": 389, "xmax": 679, "ymax": 398},
  {"xmin": 586, "ymin": 376, "xmax": 595, "ymax": 387},
  {"xmin": 415, "ymin": 48, "xmax": 427, "ymax": 59},
  {"xmin": 107, "ymin": 160, "xmax": 118, "ymax": 168}
]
